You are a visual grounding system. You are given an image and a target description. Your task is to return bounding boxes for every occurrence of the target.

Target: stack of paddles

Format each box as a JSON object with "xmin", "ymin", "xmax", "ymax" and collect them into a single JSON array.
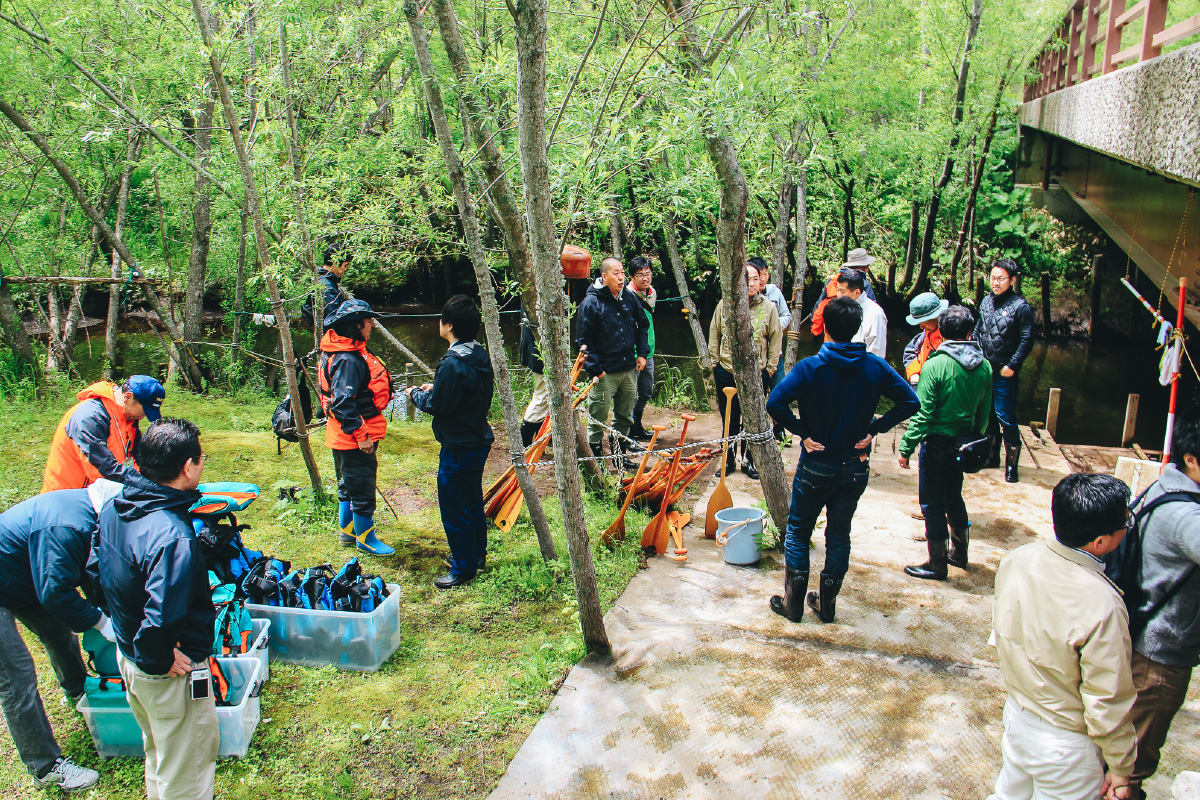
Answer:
[{"xmin": 484, "ymin": 352, "xmax": 589, "ymax": 532}]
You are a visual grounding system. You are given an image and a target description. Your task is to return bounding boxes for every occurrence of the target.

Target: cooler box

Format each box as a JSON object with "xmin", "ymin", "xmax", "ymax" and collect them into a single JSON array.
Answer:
[
  {"xmin": 246, "ymin": 583, "xmax": 402, "ymax": 672},
  {"xmin": 76, "ymin": 657, "xmax": 263, "ymax": 760}
]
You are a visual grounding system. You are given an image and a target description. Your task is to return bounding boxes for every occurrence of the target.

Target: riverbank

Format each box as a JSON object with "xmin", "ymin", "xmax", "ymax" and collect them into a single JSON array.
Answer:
[{"xmin": 0, "ymin": 385, "xmax": 658, "ymax": 798}]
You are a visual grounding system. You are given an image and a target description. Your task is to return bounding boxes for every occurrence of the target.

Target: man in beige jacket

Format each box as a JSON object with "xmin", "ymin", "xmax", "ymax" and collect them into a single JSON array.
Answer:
[
  {"xmin": 708, "ymin": 263, "xmax": 782, "ymax": 479},
  {"xmin": 988, "ymin": 473, "xmax": 1138, "ymax": 800}
]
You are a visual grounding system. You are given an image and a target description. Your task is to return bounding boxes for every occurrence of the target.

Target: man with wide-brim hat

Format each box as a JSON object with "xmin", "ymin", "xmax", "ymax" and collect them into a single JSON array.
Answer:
[
  {"xmin": 903, "ymin": 292, "xmax": 950, "ymax": 386},
  {"xmin": 318, "ymin": 299, "xmax": 395, "ymax": 556},
  {"xmin": 811, "ymin": 249, "xmax": 879, "ymax": 337}
]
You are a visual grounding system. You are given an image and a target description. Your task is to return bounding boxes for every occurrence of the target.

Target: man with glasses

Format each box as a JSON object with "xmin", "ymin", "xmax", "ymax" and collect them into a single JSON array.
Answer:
[
  {"xmin": 576, "ymin": 257, "xmax": 649, "ymax": 471},
  {"xmin": 977, "ymin": 259, "xmax": 1035, "ymax": 482}
]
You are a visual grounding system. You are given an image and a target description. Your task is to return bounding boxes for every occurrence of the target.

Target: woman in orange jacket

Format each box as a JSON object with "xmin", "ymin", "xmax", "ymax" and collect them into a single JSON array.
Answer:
[{"xmin": 318, "ymin": 300, "xmax": 394, "ymax": 556}]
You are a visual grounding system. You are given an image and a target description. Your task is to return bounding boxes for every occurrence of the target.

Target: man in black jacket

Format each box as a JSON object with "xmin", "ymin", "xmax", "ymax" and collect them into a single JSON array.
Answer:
[
  {"xmin": 977, "ymin": 259, "xmax": 1034, "ymax": 482},
  {"xmin": 575, "ymin": 257, "xmax": 649, "ymax": 470},
  {"xmin": 519, "ymin": 306, "xmax": 547, "ymax": 447},
  {"xmin": 409, "ymin": 296, "xmax": 496, "ymax": 589},
  {"xmin": 95, "ymin": 418, "xmax": 216, "ymax": 800}
]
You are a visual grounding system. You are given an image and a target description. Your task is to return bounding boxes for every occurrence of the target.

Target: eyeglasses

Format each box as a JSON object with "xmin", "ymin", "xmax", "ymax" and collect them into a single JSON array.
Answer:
[
  {"xmin": 1126, "ymin": 508, "xmax": 1136, "ymax": 529},
  {"xmin": 990, "ymin": 276, "xmax": 1009, "ymax": 283}
]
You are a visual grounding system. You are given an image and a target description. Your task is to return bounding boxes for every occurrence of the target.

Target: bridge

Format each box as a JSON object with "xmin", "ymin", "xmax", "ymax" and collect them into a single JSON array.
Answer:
[{"xmin": 1016, "ymin": 0, "xmax": 1199, "ymax": 324}]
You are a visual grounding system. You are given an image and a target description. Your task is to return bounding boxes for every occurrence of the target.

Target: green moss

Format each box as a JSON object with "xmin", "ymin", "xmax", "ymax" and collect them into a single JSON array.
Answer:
[{"xmin": 0, "ymin": 384, "xmax": 646, "ymax": 798}]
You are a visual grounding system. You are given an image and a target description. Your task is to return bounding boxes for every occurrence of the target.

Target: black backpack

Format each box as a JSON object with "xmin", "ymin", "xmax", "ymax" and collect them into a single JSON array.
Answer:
[
  {"xmin": 1105, "ymin": 487, "xmax": 1200, "ymax": 637},
  {"xmin": 272, "ymin": 357, "xmax": 315, "ymax": 449}
]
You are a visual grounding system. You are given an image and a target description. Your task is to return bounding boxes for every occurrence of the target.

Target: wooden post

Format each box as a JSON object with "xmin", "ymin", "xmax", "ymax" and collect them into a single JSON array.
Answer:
[
  {"xmin": 1122, "ymin": 393, "xmax": 1140, "ymax": 447},
  {"xmin": 1041, "ymin": 271, "xmax": 1052, "ymax": 335},
  {"xmin": 1046, "ymin": 387, "xmax": 1061, "ymax": 439},
  {"xmin": 1089, "ymin": 254, "xmax": 1102, "ymax": 340},
  {"xmin": 405, "ymin": 362, "xmax": 415, "ymax": 421}
]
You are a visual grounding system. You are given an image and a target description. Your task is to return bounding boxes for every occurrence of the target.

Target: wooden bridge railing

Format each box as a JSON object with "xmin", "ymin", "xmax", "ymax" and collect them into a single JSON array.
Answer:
[{"xmin": 1024, "ymin": 0, "xmax": 1200, "ymax": 100}]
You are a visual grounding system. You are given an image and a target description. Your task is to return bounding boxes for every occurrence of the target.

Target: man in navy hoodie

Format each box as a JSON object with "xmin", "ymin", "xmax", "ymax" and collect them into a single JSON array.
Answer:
[
  {"xmin": 766, "ymin": 297, "xmax": 919, "ymax": 624},
  {"xmin": 95, "ymin": 418, "xmax": 215, "ymax": 800},
  {"xmin": 409, "ymin": 296, "xmax": 496, "ymax": 589}
]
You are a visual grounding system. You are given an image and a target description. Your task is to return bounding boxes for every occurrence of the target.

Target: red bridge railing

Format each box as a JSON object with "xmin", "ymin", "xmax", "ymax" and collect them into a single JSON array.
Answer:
[{"xmin": 1024, "ymin": 0, "xmax": 1200, "ymax": 100}]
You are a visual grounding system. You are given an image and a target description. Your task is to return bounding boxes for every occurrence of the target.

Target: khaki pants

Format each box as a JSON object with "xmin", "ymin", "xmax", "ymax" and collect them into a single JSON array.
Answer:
[
  {"xmin": 1129, "ymin": 650, "xmax": 1193, "ymax": 798},
  {"xmin": 523, "ymin": 373, "xmax": 550, "ymax": 423},
  {"xmin": 117, "ymin": 650, "xmax": 218, "ymax": 800},
  {"xmin": 586, "ymin": 369, "xmax": 636, "ymax": 446}
]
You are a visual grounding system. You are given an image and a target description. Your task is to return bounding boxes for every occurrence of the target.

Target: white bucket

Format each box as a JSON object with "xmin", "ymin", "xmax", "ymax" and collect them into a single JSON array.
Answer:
[{"xmin": 715, "ymin": 507, "xmax": 764, "ymax": 566}]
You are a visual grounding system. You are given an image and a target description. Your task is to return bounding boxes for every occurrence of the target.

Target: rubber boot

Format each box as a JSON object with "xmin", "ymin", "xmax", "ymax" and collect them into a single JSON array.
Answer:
[
  {"xmin": 806, "ymin": 574, "xmax": 843, "ymax": 623},
  {"xmin": 769, "ymin": 568, "xmax": 808, "ymax": 623},
  {"xmin": 629, "ymin": 412, "xmax": 652, "ymax": 442},
  {"xmin": 1005, "ymin": 442, "xmax": 1021, "ymax": 483},
  {"xmin": 352, "ymin": 512, "xmax": 395, "ymax": 556},
  {"xmin": 520, "ymin": 420, "xmax": 541, "ymax": 449},
  {"xmin": 741, "ymin": 441, "xmax": 759, "ymax": 480},
  {"xmin": 904, "ymin": 539, "xmax": 948, "ymax": 580},
  {"xmin": 612, "ymin": 436, "xmax": 638, "ymax": 471},
  {"xmin": 338, "ymin": 501, "xmax": 355, "ymax": 547},
  {"xmin": 947, "ymin": 522, "xmax": 971, "ymax": 569},
  {"xmin": 986, "ymin": 433, "xmax": 1002, "ymax": 469}
]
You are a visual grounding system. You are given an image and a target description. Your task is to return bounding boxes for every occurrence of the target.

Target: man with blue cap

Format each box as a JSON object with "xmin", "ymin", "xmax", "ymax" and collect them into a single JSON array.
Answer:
[{"xmin": 42, "ymin": 375, "xmax": 166, "ymax": 494}]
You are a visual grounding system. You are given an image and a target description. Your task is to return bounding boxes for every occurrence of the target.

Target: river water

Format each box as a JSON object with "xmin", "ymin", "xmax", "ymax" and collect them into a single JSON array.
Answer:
[{"xmin": 73, "ymin": 305, "xmax": 1180, "ymax": 450}]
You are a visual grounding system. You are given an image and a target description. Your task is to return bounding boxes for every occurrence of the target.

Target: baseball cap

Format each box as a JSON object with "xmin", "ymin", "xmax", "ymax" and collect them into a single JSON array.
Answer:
[{"xmin": 126, "ymin": 375, "xmax": 165, "ymax": 422}]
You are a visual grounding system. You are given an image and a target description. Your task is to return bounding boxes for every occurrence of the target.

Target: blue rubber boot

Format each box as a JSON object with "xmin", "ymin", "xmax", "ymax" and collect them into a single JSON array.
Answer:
[
  {"xmin": 352, "ymin": 512, "xmax": 394, "ymax": 557},
  {"xmin": 338, "ymin": 501, "xmax": 355, "ymax": 547}
]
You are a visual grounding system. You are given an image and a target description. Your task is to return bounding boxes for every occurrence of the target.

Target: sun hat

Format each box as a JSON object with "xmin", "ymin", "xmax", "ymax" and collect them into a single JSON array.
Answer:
[
  {"xmin": 324, "ymin": 298, "xmax": 381, "ymax": 328},
  {"xmin": 843, "ymin": 248, "xmax": 876, "ymax": 267},
  {"xmin": 906, "ymin": 292, "xmax": 950, "ymax": 326}
]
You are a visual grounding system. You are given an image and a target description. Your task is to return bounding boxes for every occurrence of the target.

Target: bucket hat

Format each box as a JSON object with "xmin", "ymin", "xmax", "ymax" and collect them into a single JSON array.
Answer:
[
  {"xmin": 125, "ymin": 375, "xmax": 165, "ymax": 422},
  {"xmin": 324, "ymin": 298, "xmax": 381, "ymax": 328},
  {"xmin": 843, "ymin": 248, "xmax": 875, "ymax": 267},
  {"xmin": 906, "ymin": 292, "xmax": 949, "ymax": 326}
]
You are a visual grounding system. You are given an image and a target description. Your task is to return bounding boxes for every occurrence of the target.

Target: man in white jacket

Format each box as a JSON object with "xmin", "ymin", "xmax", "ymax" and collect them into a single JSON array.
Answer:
[{"xmin": 836, "ymin": 268, "xmax": 887, "ymax": 359}]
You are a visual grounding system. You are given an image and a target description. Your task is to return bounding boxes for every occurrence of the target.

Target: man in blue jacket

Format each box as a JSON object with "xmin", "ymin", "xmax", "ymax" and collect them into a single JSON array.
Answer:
[
  {"xmin": 95, "ymin": 418, "xmax": 215, "ymax": 800},
  {"xmin": 575, "ymin": 257, "xmax": 649, "ymax": 470},
  {"xmin": 409, "ymin": 296, "xmax": 496, "ymax": 589},
  {"xmin": 766, "ymin": 297, "xmax": 919, "ymax": 624},
  {"xmin": 0, "ymin": 479, "xmax": 121, "ymax": 791}
]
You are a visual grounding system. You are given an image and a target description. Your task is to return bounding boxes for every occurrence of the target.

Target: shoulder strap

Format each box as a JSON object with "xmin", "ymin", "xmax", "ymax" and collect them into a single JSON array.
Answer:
[{"xmin": 1131, "ymin": 489, "xmax": 1200, "ymax": 624}]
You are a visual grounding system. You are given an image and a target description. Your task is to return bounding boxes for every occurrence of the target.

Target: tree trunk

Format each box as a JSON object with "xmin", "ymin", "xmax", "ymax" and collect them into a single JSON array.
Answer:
[
  {"xmin": 785, "ymin": 166, "xmax": 809, "ymax": 374},
  {"xmin": 0, "ymin": 283, "xmax": 39, "ymax": 372},
  {"xmin": 510, "ymin": 0, "xmax": 610, "ymax": 656},
  {"xmin": 900, "ymin": 199, "xmax": 920, "ymax": 292},
  {"xmin": 233, "ymin": 200, "xmax": 248, "ymax": 349},
  {"xmin": 191, "ymin": 0, "xmax": 325, "ymax": 501},
  {"xmin": 908, "ymin": 0, "xmax": 982, "ymax": 300},
  {"xmin": 771, "ymin": 173, "xmax": 794, "ymax": 280},
  {"xmin": 404, "ymin": 0, "xmax": 558, "ymax": 563},
  {"xmin": 184, "ymin": 85, "xmax": 213, "ymax": 352},
  {"xmin": 105, "ymin": 134, "xmax": 140, "ymax": 380}
]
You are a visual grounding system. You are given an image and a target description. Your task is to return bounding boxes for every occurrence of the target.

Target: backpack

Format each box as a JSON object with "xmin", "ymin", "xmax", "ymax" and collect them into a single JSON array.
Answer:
[
  {"xmin": 272, "ymin": 357, "xmax": 315, "ymax": 448},
  {"xmin": 1104, "ymin": 487, "xmax": 1200, "ymax": 636}
]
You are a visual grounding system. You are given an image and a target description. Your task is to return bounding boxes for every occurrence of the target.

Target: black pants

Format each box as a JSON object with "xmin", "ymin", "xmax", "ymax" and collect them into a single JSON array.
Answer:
[
  {"xmin": 918, "ymin": 435, "xmax": 969, "ymax": 542},
  {"xmin": 333, "ymin": 447, "xmax": 378, "ymax": 516}
]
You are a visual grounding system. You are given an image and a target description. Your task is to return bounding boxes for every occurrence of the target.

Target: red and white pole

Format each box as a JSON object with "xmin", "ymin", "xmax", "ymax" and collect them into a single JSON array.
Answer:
[{"xmin": 1162, "ymin": 277, "xmax": 1188, "ymax": 466}]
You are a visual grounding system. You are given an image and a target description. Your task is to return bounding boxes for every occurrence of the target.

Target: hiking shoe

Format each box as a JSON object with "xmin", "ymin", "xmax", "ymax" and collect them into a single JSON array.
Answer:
[{"xmin": 34, "ymin": 758, "xmax": 99, "ymax": 792}]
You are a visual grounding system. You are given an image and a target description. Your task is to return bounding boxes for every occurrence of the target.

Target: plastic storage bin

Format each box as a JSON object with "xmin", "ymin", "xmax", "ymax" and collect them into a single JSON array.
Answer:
[
  {"xmin": 246, "ymin": 583, "xmax": 402, "ymax": 672},
  {"xmin": 76, "ymin": 657, "xmax": 263, "ymax": 760},
  {"xmin": 233, "ymin": 617, "xmax": 271, "ymax": 682}
]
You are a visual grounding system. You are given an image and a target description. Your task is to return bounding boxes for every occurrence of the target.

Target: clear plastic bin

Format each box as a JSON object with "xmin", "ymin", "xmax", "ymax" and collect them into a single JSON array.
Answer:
[
  {"xmin": 76, "ymin": 657, "xmax": 263, "ymax": 760},
  {"xmin": 246, "ymin": 583, "xmax": 402, "ymax": 672},
  {"xmin": 228, "ymin": 617, "xmax": 271, "ymax": 683}
]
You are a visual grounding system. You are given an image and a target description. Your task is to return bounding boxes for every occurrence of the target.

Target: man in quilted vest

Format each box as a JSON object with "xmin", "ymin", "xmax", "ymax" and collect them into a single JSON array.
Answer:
[{"xmin": 976, "ymin": 259, "xmax": 1035, "ymax": 483}]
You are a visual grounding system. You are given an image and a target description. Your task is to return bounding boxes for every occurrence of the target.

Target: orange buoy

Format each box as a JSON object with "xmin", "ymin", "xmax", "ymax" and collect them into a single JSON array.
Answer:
[{"xmin": 560, "ymin": 245, "xmax": 592, "ymax": 280}]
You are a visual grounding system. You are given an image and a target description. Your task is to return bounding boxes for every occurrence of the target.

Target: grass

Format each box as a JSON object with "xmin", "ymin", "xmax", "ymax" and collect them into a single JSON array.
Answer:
[{"xmin": 0, "ymin": 382, "xmax": 652, "ymax": 798}]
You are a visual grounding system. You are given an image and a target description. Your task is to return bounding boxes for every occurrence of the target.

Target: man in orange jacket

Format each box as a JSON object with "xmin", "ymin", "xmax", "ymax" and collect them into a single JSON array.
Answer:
[{"xmin": 41, "ymin": 376, "xmax": 165, "ymax": 494}]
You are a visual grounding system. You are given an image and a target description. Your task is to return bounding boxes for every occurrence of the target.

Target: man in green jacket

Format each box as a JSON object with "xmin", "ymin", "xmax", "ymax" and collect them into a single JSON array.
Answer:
[{"xmin": 898, "ymin": 305, "xmax": 992, "ymax": 580}]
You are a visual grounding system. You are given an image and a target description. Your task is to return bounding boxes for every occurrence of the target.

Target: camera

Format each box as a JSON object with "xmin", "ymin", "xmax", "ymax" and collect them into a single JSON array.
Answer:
[{"xmin": 189, "ymin": 666, "xmax": 211, "ymax": 700}]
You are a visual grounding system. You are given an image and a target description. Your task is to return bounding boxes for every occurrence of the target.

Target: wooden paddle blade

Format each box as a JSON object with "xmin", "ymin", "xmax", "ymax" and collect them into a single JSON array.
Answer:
[
  {"xmin": 640, "ymin": 515, "xmax": 665, "ymax": 551},
  {"xmin": 676, "ymin": 513, "xmax": 691, "ymax": 529},
  {"xmin": 601, "ymin": 517, "xmax": 625, "ymax": 548},
  {"xmin": 495, "ymin": 488, "xmax": 525, "ymax": 533},
  {"xmin": 484, "ymin": 466, "xmax": 515, "ymax": 504},
  {"xmin": 705, "ymin": 483, "xmax": 733, "ymax": 539}
]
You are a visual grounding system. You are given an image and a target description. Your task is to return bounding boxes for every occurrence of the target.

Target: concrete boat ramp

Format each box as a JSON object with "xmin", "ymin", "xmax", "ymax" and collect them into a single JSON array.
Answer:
[{"xmin": 489, "ymin": 427, "xmax": 1199, "ymax": 799}]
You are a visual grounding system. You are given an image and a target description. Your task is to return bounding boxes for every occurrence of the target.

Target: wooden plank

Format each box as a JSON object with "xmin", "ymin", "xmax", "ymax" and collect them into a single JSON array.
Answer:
[
  {"xmin": 1111, "ymin": 42, "xmax": 1142, "ymax": 65},
  {"xmin": 1114, "ymin": 0, "xmax": 1147, "ymax": 29},
  {"xmin": 1103, "ymin": 0, "xmax": 1127, "ymax": 73},
  {"xmin": 1046, "ymin": 387, "xmax": 1062, "ymax": 438},
  {"xmin": 1152, "ymin": 13, "xmax": 1200, "ymax": 48},
  {"xmin": 1122, "ymin": 393, "xmax": 1140, "ymax": 446},
  {"xmin": 1139, "ymin": 0, "xmax": 1168, "ymax": 60}
]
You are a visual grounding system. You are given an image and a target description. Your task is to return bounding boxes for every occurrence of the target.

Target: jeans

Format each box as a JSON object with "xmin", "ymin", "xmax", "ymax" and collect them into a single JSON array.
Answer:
[
  {"xmin": 438, "ymin": 443, "xmax": 491, "ymax": 576},
  {"xmin": 633, "ymin": 357, "xmax": 655, "ymax": 424},
  {"xmin": 0, "ymin": 605, "xmax": 88, "ymax": 776},
  {"xmin": 782, "ymin": 456, "xmax": 870, "ymax": 577},
  {"xmin": 990, "ymin": 372, "xmax": 1020, "ymax": 447},
  {"xmin": 587, "ymin": 369, "xmax": 637, "ymax": 445},
  {"xmin": 332, "ymin": 446, "xmax": 378, "ymax": 516},
  {"xmin": 1129, "ymin": 651, "xmax": 1193, "ymax": 795},
  {"xmin": 987, "ymin": 697, "xmax": 1104, "ymax": 800},
  {"xmin": 918, "ymin": 436, "xmax": 969, "ymax": 542}
]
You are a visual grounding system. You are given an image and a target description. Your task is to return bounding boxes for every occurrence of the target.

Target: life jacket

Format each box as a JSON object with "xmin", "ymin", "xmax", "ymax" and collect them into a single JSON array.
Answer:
[
  {"xmin": 210, "ymin": 572, "xmax": 254, "ymax": 656},
  {"xmin": 318, "ymin": 330, "xmax": 391, "ymax": 449},
  {"xmin": 41, "ymin": 381, "xmax": 138, "ymax": 493},
  {"xmin": 258, "ymin": 557, "xmax": 389, "ymax": 612},
  {"xmin": 810, "ymin": 278, "xmax": 839, "ymax": 337},
  {"xmin": 905, "ymin": 328, "xmax": 945, "ymax": 381}
]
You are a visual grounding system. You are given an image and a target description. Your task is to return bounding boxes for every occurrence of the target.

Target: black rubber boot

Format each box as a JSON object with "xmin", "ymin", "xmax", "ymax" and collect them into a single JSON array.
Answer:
[
  {"xmin": 520, "ymin": 420, "xmax": 542, "ymax": 449},
  {"xmin": 986, "ymin": 434, "xmax": 1002, "ymax": 469},
  {"xmin": 904, "ymin": 539, "xmax": 949, "ymax": 580},
  {"xmin": 947, "ymin": 523, "xmax": 970, "ymax": 569},
  {"xmin": 740, "ymin": 442, "xmax": 759, "ymax": 480},
  {"xmin": 612, "ymin": 437, "xmax": 638, "ymax": 471},
  {"xmin": 805, "ymin": 574, "xmax": 843, "ymax": 623},
  {"xmin": 1005, "ymin": 442, "xmax": 1021, "ymax": 483},
  {"xmin": 629, "ymin": 416, "xmax": 652, "ymax": 441},
  {"xmin": 770, "ymin": 569, "xmax": 808, "ymax": 623}
]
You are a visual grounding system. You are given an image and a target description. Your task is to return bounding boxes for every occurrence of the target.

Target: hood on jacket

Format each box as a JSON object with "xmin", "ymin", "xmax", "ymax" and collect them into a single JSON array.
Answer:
[
  {"xmin": 114, "ymin": 481, "xmax": 201, "ymax": 523},
  {"xmin": 934, "ymin": 340, "xmax": 985, "ymax": 370},
  {"xmin": 76, "ymin": 381, "xmax": 124, "ymax": 418},
  {"xmin": 587, "ymin": 280, "xmax": 625, "ymax": 304},
  {"xmin": 1155, "ymin": 463, "xmax": 1200, "ymax": 496},
  {"xmin": 816, "ymin": 341, "xmax": 867, "ymax": 371},
  {"xmin": 320, "ymin": 329, "xmax": 367, "ymax": 354},
  {"xmin": 448, "ymin": 341, "xmax": 492, "ymax": 373}
]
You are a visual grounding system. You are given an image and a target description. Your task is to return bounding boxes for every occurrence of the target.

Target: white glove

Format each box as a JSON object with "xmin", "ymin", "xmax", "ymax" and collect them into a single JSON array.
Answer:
[{"xmin": 94, "ymin": 614, "xmax": 116, "ymax": 643}]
